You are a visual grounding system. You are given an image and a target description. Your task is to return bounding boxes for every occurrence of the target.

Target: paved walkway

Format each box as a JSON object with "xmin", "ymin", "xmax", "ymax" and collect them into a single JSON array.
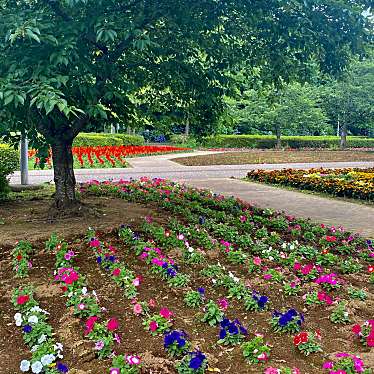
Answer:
[{"xmin": 9, "ymin": 151, "xmax": 374, "ymax": 237}]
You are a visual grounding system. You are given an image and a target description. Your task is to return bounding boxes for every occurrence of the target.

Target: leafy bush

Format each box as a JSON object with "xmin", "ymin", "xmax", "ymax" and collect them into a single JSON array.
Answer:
[
  {"xmin": 0, "ymin": 144, "xmax": 19, "ymax": 199},
  {"xmin": 202, "ymin": 135, "xmax": 374, "ymax": 149},
  {"xmin": 73, "ymin": 133, "xmax": 144, "ymax": 147}
]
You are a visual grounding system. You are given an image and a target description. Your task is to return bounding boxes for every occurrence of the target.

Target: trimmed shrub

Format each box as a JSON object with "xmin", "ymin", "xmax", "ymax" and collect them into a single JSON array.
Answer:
[
  {"xmin": 0, "ymin": 144, "xmax": 19, "ymax": 200},
  {"xmin": 73, "ymin": 133, "xmax": 145, "ymax": 147},
  {"xmin": 202, "ymin": 135, "xmax": 374, "ymax": 149}
]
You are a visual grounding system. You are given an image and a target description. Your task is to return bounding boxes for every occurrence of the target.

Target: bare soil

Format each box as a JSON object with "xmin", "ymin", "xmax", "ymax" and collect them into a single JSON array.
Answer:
[
  {"xmin": 0, "ymin": 196, "xmax": 373, "ymax": 374},
  {"xmin": 174, "ymin": 150, "xmax": 374, "ymax": 166}
]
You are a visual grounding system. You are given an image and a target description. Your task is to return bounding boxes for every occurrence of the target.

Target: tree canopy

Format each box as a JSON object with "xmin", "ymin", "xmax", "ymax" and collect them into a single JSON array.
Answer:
[{"xmin": 0, "ymin": 0, "xmax": 372, "ymax": 210}]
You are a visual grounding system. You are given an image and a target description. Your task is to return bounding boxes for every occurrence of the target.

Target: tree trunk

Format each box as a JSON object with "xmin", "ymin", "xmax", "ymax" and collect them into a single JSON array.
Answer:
[
  {"xmin": 275, "ymin": 125, "xmax": 281, "ymax": 149},
  {"xmin": 185, "ymin": 114, "xmax": 190, "ymax": 137},
  {"xmin": 51, "ymin": 138, "xmax": 78, "ymax": 211},
  {"xmin": 340, "ymin": 123, "xmax": 347, "ymax": 149}
]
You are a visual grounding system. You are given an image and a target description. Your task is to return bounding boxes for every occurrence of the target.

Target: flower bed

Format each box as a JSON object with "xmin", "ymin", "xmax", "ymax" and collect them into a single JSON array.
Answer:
[
  {"xmin": 28, "ymin": 145, "xmax": 190, "ymax": 169},
  {"xmin": 3, "ymin": 177, "xmax": 374, "ymax": 373},
  {"xmin": 246, "ymin": 168, "xmax": 374, "ymax": 201}
]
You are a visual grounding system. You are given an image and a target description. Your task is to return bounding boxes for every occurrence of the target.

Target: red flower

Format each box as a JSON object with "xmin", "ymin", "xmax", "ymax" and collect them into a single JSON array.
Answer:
[
  {"xmin": 368, "ymin": 265, "xmax": 374, "ymax": 273},
  {"xmin": 294, "ymin": 332, "xmax": 308, "ymax": 346},
  {"xmin": 112, "ymin": 268, "xmax": 121, "ymax": 277},
  {"xmin": 352, "ymin": 324, "xmax": 361, "ymax": 335},
  {"xmin": 16, "ymin": 295, "xmax": 30, "ymax": 305},
  {"xmin": 60, "ymin": 286, "xmax": 68, "ymax": 292},
  {"xmin": 107, "ymin": 318, "xmax": 119, "ymax": 331},
  {"xmin": 325, "ymin": 235, "xmax": 337, "ymax": 243},
  {"xmin": 16, "ymin": 254, "xmax": 23, "ymax": 261}
]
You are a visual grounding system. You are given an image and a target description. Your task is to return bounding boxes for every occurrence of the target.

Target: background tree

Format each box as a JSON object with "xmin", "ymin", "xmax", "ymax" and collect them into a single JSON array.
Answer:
[
  {"xmin": 0, "ymin": 0, "xmax": 372, "ymax": 213},
  {"xmin": 320, "ymin": 58, "xmax": 374, "ymax": 147}
]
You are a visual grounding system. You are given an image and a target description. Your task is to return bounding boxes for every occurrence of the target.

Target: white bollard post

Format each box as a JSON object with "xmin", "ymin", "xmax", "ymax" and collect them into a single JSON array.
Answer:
[{"xmin": 20, "ymin": 134, "xmax": 29, "ymax": 185}]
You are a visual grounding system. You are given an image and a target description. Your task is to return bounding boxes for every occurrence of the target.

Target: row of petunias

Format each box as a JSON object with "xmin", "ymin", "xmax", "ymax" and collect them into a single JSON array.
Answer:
[
  {"xmin": 44, "ymin": 235, "xmax": 125, "ymax": 367},
  {"xmin": 11, "ymin": 239, "xmax": 69, "ymax": 374},
  {"xmin": 86, "ymin": 231, "xmax": 209, "ymax": 374}
]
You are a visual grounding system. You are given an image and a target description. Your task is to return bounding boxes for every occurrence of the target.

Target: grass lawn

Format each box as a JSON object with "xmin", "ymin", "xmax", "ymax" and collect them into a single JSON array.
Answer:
[{"xmin": 173, "ymin": 150, "xmax": 374, "ymax": 166}]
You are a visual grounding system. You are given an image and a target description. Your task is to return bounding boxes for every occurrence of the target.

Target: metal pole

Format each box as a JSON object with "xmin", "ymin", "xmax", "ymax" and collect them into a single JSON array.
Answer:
[{"xmin": 20, "ymin": 134, "xmax": 29, "ymax": 185}]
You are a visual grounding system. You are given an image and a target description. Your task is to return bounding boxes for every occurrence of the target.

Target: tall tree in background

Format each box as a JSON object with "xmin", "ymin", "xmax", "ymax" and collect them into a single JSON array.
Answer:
[
  {"xmin": 321, "ymin": 58, "xmax": 374, "ymax": 147},
  {"xmin": 0, "ymin": 0, "xmax": 372, "ymax": 213}
]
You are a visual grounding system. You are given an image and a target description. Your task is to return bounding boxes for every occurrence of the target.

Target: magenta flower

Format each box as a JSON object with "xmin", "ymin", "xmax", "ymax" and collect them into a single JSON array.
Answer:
[
  {"xmin": 149, "ymin": 321, "xmax": 158, "ymax": 332},
  {"xmin": 218, "ymin": 298, "xmax": 229, "ymax": 310},
  {"xmin": 159, "ymin": 308, "xmax": 173, "ymax": 319}
]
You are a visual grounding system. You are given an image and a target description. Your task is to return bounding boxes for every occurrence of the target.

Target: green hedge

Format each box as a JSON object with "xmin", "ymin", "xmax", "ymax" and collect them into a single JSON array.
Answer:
[
  {"xmin": 73, "ymin": 133, "xmax": 145, "ymax": 147},
  {"xmin": 0, "ymin": 144, "xmax": 19, "ymax": 200},
  {"xmin": 202, "ymin": 135, "xmax": 374, "ymax": 149}
]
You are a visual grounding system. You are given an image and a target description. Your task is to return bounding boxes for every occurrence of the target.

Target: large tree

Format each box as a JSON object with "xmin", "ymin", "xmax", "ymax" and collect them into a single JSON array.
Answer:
[{"xmin": 0, "ymin": 0, "xmax": 372, "ymax": 213}]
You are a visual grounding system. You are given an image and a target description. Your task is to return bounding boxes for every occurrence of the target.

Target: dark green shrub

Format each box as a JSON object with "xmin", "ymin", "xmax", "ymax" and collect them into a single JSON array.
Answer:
[
  {"xmin": 73, "ymin": 133, "xmax": 145, "ymax": 147},
  {"xmin": 202, "ymin": 135, "xmax": 374, "ymax": 149},
  {"xmin": 0, "ymin": 144, "xmax": 19, "ymax": 200}
]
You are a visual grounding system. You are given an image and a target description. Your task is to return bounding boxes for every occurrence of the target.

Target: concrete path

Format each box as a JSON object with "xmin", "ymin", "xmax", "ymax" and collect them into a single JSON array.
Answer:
[
  {"xmin": 184, "ymin": 178, "xmax": 374, "ymax": 239},
  {"xmin": 9, "ymin": 151, "xmax": 374, "ymax": 237}
]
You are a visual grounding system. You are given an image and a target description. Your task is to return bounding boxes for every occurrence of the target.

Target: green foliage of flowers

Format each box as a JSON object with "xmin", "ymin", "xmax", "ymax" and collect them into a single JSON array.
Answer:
[
  {"xmin": 339, "ymin": 258, "xmax": 363, "ymax": 274},
  {"xmin": 242, "ymin": 336, "xmax": 271, "ymax": 364},
  {"xmin": 143, "ymin": 314, "xmax": 172, "ymax": 336},
  {"xmin": 201, "ymin": 300, "xmax": 224, "ymax": 326},
  {"xmin": 12, "ymin": 240, "xmax": 33, "ymax": 277},
  {"xmin": 348, "ymin": 287, "xmax": 367, "ymax": 301},
  {"xmin": 184, "ymin": 291, "xmax": 204, "ymax": 308},
  {"xmin": 87, "ymin": 321, "xmax": 115, "ymax": 359},
  {"xmin": 330, "ymin": 302, "xmax": 351, "ymax": 324},
  {"xmin": 110, "ymin": 354, "xmax": 141, "ymax": 374}
]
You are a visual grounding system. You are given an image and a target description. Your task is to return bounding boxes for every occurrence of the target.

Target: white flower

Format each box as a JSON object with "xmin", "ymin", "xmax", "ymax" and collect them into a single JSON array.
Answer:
[
  {"xmin": 30, "ymin": 306, "xmax": 49, "ymax": 315},
  {"xmin": 38, "ymin": 334, "xmax": 47, "ymax": 344},
  {"xmin": 54, "ymin": 342, "xmax": 63, "ymax": 352},
  {"xmin": 290, "ymin": 245, "xmax": 295, "ymax": 250},
  {"xmin": 188, "ymin": 247, "xmax": 194, "ymax": 253},
  {"xmin": 20, "ymin": 360, "xmax": 30, "ymax": 372},
  {"xmin": 41, "ymin": 354, "xmax": 55, "ymax": 366},
  {"xmin": 28, "ymin": 315, "xmax": 38, "ymax": 324},
  {"xmin": 31, "ymin": 345, "xmax": 39, "ymax": 352},
  {"xmin": 281, "ymin": 243, "xmax": 287, "ymax": 249},
  {"xmin": 14, "ymin": 313, "xmax": 23, "ymax": 326},
  {"xmin": 31, "ymin": 361, "xmax": 43, "ymax": 374},
  {"xmin": 81, "ymin": 287, "xmax": 88, "ymax": 295}
]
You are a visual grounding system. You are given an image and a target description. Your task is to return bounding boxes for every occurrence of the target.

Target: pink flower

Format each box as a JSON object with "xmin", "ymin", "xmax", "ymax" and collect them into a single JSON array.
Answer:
[
  {"xmin": 263, "ymin": 274, "xmax": 272, "ymax": 280},
  {"xmin": 85, "ymin": 316, "xmax": 98, "ymax": 335},
  {"xmin": 257, "ymin": 352, "xmax": 268, "ymax": 361},
  {"xmin": 109, "ymin": 369, "xmax": 120, "ymax": 374},
  {"xmin": 95, "ymin": 340, "xmax": 104, "ymax": 350},
  {"xmin": 160, "ymin": 308, "xmax": 173, "ymax": 319},
  {"xmin": 78, "ymin": 303, "xmax": 85, "ymax": 310},
  {"xmin": 114, "ymin": 333, "xmax": 121, "ymax": 344},
  {"xmin": 218, "ymin": 298, "xmax": 229, "ymax": 310},
  {"xmin": 90, "ymin": 239, "xmax": 101, "ymax": 248},
  {"xmin": 139, "ymin": 252, "xmax": 148, "ymax": 260},
  {"xmin": 133, "ymin": 303, "xmax": 143, "ymax": 315},
  {"xmin": 126, "ymin": 355, "xmax": 141, "ymax": 365},
  {"xmin": 264, "ymin": 368, "xmax": 280, "ymax": 374},
  {"xmin": 293, "ymin": 263, "xmax": 302, "ymax": 271},
  {"xmin": 253, "ymin": 257, "xmax": 262, "ymax": 266},
  {"xmin": 149, "ymin": 321, "xmax": 158, "ymax": 332},
  {"xmin": 107, "ymin": 318, "xmax": 119, "ymax": 331},
  {"xmin": 149, "ymin": 299, "xmax": 156, "ymax": 308},
  {"xmin": 292, "ymin": 369, "xmax": 301, "ymax": 374},
  {"xmin": 133, "ymin": 277, "xmax": 141, "ymax": 287},
  {"xmin": 322, "ymin": 361, "xmax": 334, "ymax": 369},
  {"xmin": 112, "ymin": 268, "xmax": 121, "ymax": 277}
]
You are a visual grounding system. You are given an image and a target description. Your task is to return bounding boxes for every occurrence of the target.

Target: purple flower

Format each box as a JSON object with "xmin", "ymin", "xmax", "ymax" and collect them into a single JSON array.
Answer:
[{"xmin": 57, "ymin": 362, "xmax": 69, "ymax": 373}]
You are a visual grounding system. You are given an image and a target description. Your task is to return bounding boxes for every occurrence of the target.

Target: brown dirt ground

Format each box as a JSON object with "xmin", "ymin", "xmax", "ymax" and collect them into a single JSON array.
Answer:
[
  {"xmin": 173, "ymin": 150, "xmax": 374, "ymax": 166},
  {"xmin": 0, "ymin": 196, "xmax": 373, "ymax": 374}
]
